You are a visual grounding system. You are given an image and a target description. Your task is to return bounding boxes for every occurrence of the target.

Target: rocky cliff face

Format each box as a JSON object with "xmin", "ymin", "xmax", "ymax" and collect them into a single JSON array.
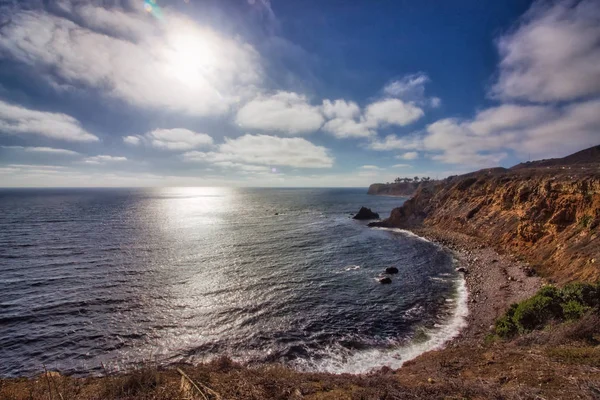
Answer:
[{"xmin": 373, "ymin": 166, "xmax": 600, "ymax": 284}]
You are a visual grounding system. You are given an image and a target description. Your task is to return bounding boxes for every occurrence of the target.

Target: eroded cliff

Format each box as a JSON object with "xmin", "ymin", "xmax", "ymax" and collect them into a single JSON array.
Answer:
[{"xmin": 373, "ymin": 156, "xmax": 600, "ymax": 283}]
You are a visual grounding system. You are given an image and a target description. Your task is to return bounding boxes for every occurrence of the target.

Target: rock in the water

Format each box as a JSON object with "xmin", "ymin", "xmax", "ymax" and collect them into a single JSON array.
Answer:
[
  {"xmin": 385, "ymin": 266, "xmax": 399, "ymax": 274},
  {"xmin": 455, "ymin": 267, "xmax": 468, "ymax": 274},
  {"xmin": 379, "ymin": 277, "xmax": 392, "ymax": 284},
  {"xmin": 353, "ymin": 207, "xmax": 379, "ymax": 220}
]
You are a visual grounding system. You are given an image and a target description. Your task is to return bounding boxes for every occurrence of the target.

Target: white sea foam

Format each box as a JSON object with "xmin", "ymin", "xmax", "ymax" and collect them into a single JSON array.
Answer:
[
  {"xmin": 370, "ymin": 227, "xmax": 434, "ymax": 244},
  {"xmin": 298, "ymin": 273, "xmax": 469, "ymax": 374}
]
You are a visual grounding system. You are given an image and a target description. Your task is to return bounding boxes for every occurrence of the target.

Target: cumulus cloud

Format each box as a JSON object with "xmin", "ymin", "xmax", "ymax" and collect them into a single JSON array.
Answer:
[
  {"xmin": 321, "ymin": 99, "xmax": 361, "ymax": 119},
  {"xmin": 183, "ymin": 134, "xmax": 333, "ymax": 168},
  {"xmin": 392, "ymin": 164, "xmax": 412, "ymax": 168},
  {"xmin": 321, "ymin": 118, "xmax": 373, "ymax": 138},
  {"xmin": 235, "ymin": 92, "xmax": 324, "ymax": 134},
  {"xmin": 321, "ymin": 97, "xmax": 424, "ymax": 139},
  {"xmin": 123, "ymin": 136, "xmax": 141, "ymax": 146},
  {"xmin": 383, "ymin": 72, "xmax": 440, "ymax": 108},
  {"xmin": 383, "ymin": 73, "xmax": 429, "ymax": 99},
  {"xmin": 397, "ymin": 151, "xmax": 419, "ymax": 160},
  {"xmin": 83, "ymin": 155, "xmax": 127, "ymax": 164},
  {"xmin": 404, "ymin": 1, "xmax": 600, "ymax": 167},
  {"xmin": 419, "ymin": 100, "xmax": 600, "ymax": 166},
  {"xmin": 0, "ymin": 100, "xmax": 98, "ymax": 142},
  {"xmin": 1, "ymin": 145, "xmax": 80, "ymax": 155},
  {"xmin": 364, "ymin": 99, "xmax": 424, "ymax": 127},
  {"xmin": 368, "ymin": 134, "xmax": 423, "ymax": 151},
  {"xmin": 0, "ymin": 4, "xmax": 262, "ymax": 116},
  {"xmin": 146, "ymin": 129, "xmax": 213, "ymax": 151},
  {"xmin": 213, "ymin": 161, "xmax": 271, "ymax": 173},
  {"xmin": 492, "ymin": 0, "xmax": 600, "ymax": 102},
  {"xmin": 358, "ymin": 165, "xmax": 383, "ymax": 170},
  {"xmin": 123, "ymin": 129, "xmax": 213, "ymax": 150}
]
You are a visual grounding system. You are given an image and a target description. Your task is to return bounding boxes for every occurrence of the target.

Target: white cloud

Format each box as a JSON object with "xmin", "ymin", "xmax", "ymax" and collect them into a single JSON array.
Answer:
[
  {"xmin": 146, "ymin": 129, "xmax": 213, "ymax": 151},
  {"xmin": 321, "ymin": 97, "xmax": 424, "ymax": 140},
  {"xmin": 213, "ymin": 161, "xmax": 271, "ymax": 173},
  {"xmin": 397, "ymin": 151, "xmax": 419, "ymax": 160},
  {"xmin": 418, "ymin": 100, "xmax": 600, "ymax": 166},
  {"xmin": 322, "ymin": 118, "xmax": 373, "ymax": 138},
  {"xmin": 320, "ymin": 99, "xmax": 373, "ymax": 138},
  {"xmin": 322, "ymin": 99, "xmax": 360, "ymax": 119},
  {"xmin": 235, "ymin": 92, "xmax": 324, "ymax": 134},
  {"xmin": 83, "ymin": 155, "xmax": 127, "ymax": 164},
  {"xmin": 359, "ymin": 165, "xmax": 383, "ymax": 170},
  {"xmin": 383, "ymin": 73, "xmax": 429, "ymax": 99},
  {"xmin": 1, "ymin": 145, "xmax": 80, "ymax": 155},
  {"xmin": 123, "ymin": 129, "xmax": 213, "ymax": 150},
  {"xmin": 467, "ymin": 104, "xmax": 553, "ymax": 135},
  {"xmin": 492, "ymin": 0, "xmax": 600, "ymax": 102},
  {"xmin": 364, "ymin": 98, "xmax": 424, "ymax": 127},
  {"xmin": 0, "ymin": 5, "xmax": 262, "ymax": 116},
  {"xmin": 383, "ymin": 72, "xmax": 440, "ymax": 108},
  {"xmin": 123, "ymin": 136, "xmax": 141, "ymax": 146},
  {"xmin": 392, "ymin": 164, "xmax": 412, "ymax": 168},
  {"xmin": 368, "ymin": 134, "xmax": 423, "ymax": 151},
  {"xmin": 0, "ymin": 100, "xmax": 98, "ymax": 142},
  {"xmin": 183, "ymin": 134, "xmax": 333, "ymax": 168},
  {"xmin": 513, "ymin": 99, "xmax": 600, "ymax": 156}
]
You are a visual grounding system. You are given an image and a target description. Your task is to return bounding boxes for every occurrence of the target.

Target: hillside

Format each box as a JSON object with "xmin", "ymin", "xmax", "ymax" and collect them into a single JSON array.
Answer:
[
  {"xmin": 371, "ymin": 146, "xmax": 600, "ymax": 283},
  {"xmin": 512, "ymin": 145, "xmax": 600, "ymax": 170},
  {"xmin": 367, "ymin": 180, "xmax": 436, "ymax": 196}
]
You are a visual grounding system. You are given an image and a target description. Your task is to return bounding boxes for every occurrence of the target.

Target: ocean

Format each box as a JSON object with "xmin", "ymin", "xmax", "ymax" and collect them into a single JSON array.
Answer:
[{"xmin": 0, "ymin": 187, "xmax": 466, "ymax": 377}]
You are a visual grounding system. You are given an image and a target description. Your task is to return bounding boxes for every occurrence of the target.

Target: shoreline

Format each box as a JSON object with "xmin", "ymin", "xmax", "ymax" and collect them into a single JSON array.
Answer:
[
  {"xmin": 409, "ymin": 227, "xmax": 543, "ymax": 346},
  {"xmin": 2, "ymin": 227, "xmax": 540, "ymax": 378}
]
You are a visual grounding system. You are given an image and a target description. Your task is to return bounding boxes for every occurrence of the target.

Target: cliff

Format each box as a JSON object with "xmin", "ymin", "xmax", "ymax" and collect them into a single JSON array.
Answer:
[
  {"xmin": 367, "ymin": 181, "xmax": 436, "ymax": 196},
  {"xmin": 372, "ymin": 147, "xmax": 600, "ymax": 284}
]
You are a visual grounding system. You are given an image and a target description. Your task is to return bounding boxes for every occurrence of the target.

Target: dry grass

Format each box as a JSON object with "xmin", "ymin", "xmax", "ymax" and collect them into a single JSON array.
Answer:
[{"xmin": 2, "ymin": 314, "xmax": 599, "ymax": 399}]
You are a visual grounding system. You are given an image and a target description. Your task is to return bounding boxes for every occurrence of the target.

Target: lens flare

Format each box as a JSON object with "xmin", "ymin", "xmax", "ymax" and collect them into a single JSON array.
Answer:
[{"xmin": 144, "ymin": 0, "xmax": 163, "ymax": 19}]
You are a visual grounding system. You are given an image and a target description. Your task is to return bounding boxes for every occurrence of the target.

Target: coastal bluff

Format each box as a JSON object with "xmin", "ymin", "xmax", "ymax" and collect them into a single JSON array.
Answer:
[
  {"xmin": 367, "ymin": 180, "xmax": 436, "ymax": 196},
  {"xmin": 371, "ymin": 145, "xmax": 600, "ymax": 284}
]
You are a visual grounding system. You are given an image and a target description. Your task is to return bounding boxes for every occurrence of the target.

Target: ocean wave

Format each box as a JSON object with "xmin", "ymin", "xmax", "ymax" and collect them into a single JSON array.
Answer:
[{"xmin": 292, "ymin": 275, "xmax": 469, "ymax": 374}]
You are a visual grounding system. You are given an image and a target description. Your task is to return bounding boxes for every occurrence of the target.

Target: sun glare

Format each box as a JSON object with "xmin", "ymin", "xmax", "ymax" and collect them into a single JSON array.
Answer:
[{"xmin": 164, "ymin": 32, "xmax": 217, "ymax": 84}]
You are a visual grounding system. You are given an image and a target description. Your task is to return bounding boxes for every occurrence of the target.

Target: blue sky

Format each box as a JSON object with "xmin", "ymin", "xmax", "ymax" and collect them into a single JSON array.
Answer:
[{"xmin": 0, "ymin": 0, "xmax": 599, "ymax": 187}]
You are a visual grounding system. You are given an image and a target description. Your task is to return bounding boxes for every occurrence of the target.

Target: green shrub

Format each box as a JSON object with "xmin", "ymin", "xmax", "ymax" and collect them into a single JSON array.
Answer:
[
  {"xmin": 562, "ymin": 300, "xmax": 589, "ymax": 320},
  {"xmin": 512, "ymin": 294, "xmax": 561, "ymax": 332},
  {"xmin": 561, "ymin": 282, "xmax": 600, "ymax": 308},
  {"xmin": 495, "ymin": 315, "xmax": 517, "ymax": 337},
  {"xmin": 494, "ymin": 283, "xmax": 600, "ymax": 338}
]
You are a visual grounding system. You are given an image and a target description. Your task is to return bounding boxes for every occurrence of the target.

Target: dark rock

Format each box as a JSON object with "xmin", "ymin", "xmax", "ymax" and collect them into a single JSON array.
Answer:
[
  {"xmin": 455, "ymin": 267, "xmax": 468, "ymax": 274},
  {"xmin": 523, "ymin": 266, "xmax": 537, "ymax": 277},
  {"xmin": 353, "ymin": 207, "xmax": 379, "ymax": 220},
  {"xmin": 385, "ymin": 267, "xmax": 399, "ymax": 274},
  {"xmin": 378, "ymin": 277, "xmax": 392, "ymax": 284},
  {"xmin": 274, "ymin": 212, "xmax": 279, "ymax": 215}
]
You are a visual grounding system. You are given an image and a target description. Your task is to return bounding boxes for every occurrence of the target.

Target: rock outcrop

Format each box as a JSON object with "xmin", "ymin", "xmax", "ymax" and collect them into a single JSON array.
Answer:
[
  {"xmin": 371, "ymin": 146, "xmax": 600, "ymax": 284},
  {"xmin": 385, "ymin": 267, "xmax": 399, "ymax": 274},
  {"xmin": 353, "ymin": 207, "xmax": 379, "ymax": 220}
]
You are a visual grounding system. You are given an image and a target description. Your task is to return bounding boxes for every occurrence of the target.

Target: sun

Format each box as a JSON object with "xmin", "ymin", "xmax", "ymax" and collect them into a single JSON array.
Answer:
[{"xmin": 164, "ymin": 31, "xmax": 217, "ymax": 85}]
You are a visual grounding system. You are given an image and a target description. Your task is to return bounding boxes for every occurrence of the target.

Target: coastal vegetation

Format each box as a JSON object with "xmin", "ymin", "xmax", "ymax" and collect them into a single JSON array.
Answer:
[{"xmin": 494, "ymin": 283, "xmax": 600, "ymax": 338}]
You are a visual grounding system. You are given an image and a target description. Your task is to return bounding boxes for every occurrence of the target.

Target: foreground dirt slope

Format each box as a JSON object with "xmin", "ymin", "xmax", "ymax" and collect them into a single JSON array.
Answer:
[{"xmin": 375, "ymin": 163, "xmax": 600, "ymax": 283}]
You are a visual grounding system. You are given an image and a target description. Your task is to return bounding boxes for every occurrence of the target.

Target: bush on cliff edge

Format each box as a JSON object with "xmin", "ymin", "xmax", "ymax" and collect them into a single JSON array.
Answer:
[{"xmin": 495, "ymin": 282, "xmax": 600, "ymax": 338}]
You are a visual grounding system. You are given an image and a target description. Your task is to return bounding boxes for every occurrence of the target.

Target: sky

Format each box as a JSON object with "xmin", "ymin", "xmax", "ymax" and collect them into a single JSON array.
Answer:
[{"xmin": 0, "ymin": 0, "xmax": 599, "ymax": 187}]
